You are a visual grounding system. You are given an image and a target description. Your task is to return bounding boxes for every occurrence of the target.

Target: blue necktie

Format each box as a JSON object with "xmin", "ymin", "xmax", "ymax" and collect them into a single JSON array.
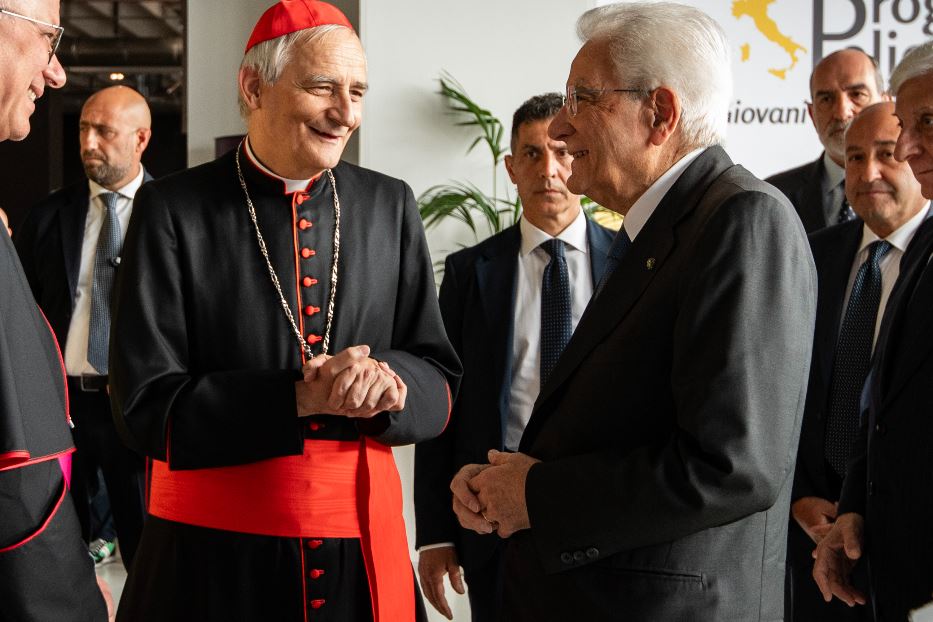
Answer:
[
  {"xmin": 88, "ymin": 192, "xmax": 122, "ymax": 374},
  {"xmin": 825, "ymin": 239, "xmax": 892, "ymax": 475},
  {"xmin": 540, "ymin": 239, "xmax": 572, "ymax": 385},
  {"xmin": 594, "ymin": 226, "xmax": 631, "ymax": 297}
]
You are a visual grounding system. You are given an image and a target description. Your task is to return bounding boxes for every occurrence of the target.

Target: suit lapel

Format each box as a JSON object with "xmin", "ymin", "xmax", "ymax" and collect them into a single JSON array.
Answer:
[
  {"xmin": 811, "ymin": 223, "xmax": 863, "ymax": 403},
  {"xmin": 881, "ymin": 256, "xmax": 933, "ymax": 409},
  {"xmin": 521, "ymin": 147, "xmax": 734, "ymax": 449},
  {"xmin": 474, "ymin": 226, "xmax": 520, "ymax": 434},
  {"xmin": 586, "ymin": 218, "xmax": 612, "ymax": 284},
  {"xmin": 800, "ymin": 158, "xmax": 829, "ymax": 231},
  {"xmin": 60, "ymin": 181, "xmax": 91, "ymax": 303}
]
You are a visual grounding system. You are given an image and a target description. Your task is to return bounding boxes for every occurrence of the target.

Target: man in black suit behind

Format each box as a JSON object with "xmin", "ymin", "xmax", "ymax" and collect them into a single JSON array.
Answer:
[
  {"xmin": 15, "ymin": 85, "xmax": 151, "ymax": 569},
  {"xmin": 815, "ymin": 41, "xmax": 933, "ymax": 622},
  {"xmin": 451, "ymin": 3, "xmax": 816, "ymax": 620},
  {"xmin": 767, "ymin": 49, "xmax": 885, "ymax": 232},
  {"xmin": 414, "ymin": 93, "xmax": 612, "ymax": 621},
  {"xmin": 790, "ymin": 101, "xmax": 929, "ymax": 621}
]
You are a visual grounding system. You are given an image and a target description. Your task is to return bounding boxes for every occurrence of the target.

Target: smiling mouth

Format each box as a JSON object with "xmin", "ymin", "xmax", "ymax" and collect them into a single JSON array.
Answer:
[{"xmin": 311, "ymin": 127, "xmax": 345, "ymax": 141}]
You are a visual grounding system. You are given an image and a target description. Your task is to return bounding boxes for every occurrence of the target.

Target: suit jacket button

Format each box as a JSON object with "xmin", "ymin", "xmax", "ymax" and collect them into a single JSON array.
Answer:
[
  {"xmin": 868, "ymin": 480, "xmax": 875, "ymax": 496},
  {"xmin": 573, "ymin": 550, "xmax": 585, "ymax": 562},
  {"xmin": 560, "ymin": 552, "xmax": 573, "ymax": 565},
  {"xmin": 874, "ymin": 423, "xmax": 886, "ymax": 436},
  {"xmin": 585, "ymin": 547, "xmax": 599, "ymax": 559}
]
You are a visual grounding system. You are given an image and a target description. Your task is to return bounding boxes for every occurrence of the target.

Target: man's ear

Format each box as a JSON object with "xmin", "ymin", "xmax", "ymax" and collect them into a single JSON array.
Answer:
[
  {"xmin": 504, "ymin": 154, "xmax": 517, "ymax": 184},
  {"xmin": 647, "ymin": 87, "xmax": 681, "ymax": 147},
  {"xmin": 135, "ymin": 128, "xmax": 152, "ymax": 155},
  {"xmin": 238, "ymin": 67, "xmax": 264, "ymax": 112}
]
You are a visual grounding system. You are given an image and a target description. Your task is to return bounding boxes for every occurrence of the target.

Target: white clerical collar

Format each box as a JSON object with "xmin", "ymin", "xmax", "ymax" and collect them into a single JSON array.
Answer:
[
  {"xmin": 244, "ymin": 137, "xmax": 314, "ymax": 194},
  {"xmin": 519, "ymin": 207, "xmax": 589, "ymax": 256},
  {"xmin": 858, "ymin": 201, "xmax": 931, "ymax": 254},
  {"xmin": 88, "ymin": 166, "xmax": 145, "ymax": 201},
  {"xmin": 623, "ymin": 147, "xmax": 706, "ymax": 240}
]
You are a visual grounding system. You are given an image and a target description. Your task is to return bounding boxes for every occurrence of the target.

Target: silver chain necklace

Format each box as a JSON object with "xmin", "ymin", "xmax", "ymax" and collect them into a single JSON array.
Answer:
[{"xmin": 235, "ymin": 141, "xmax": 341, "ymax": 361}]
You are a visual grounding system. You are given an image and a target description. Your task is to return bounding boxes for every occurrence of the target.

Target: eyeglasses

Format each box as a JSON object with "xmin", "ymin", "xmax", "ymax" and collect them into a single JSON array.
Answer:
[
  {"xmin": 563, "ymin": 85, "xmax": 646, "ymax": 117},
  {"xmin": 0, "ymin": 8, "xmax": 64, "ymax": 64}
]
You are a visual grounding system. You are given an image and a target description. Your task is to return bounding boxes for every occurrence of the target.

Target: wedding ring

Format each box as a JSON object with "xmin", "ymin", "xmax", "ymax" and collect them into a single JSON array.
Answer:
[{"xmin": 481, "ymin": 511, "xmax": 499, "ymax": 531}]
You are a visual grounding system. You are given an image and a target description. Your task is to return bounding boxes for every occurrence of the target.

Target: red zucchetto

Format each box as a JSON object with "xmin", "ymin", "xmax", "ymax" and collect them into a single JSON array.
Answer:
[{"xmin": 245, "ymin": 0, "xmax": 353, "ymax": 53}]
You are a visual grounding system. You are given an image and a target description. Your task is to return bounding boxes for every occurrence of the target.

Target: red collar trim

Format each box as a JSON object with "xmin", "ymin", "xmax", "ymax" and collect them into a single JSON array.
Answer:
[{"xmin": 242, "ymin": 140, "xmax": 321, "ymax": 196}]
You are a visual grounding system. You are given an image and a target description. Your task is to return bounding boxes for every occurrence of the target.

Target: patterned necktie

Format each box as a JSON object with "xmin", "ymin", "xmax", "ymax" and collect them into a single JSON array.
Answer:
[
  {"xmin": 836, "ymin": 182, "xmax": 855, "ymax": 224},
  {"xmin": 825, "ymin": 239, "xmax": 892, "ymax": 475},
  {"xmin": 87, "ymin": 192, "xmax": 122, "ymax": 374},
  {"xmin": 594, "ymin": 226, "xmax": 631, "ymax": 298},
  {"xmin": 540, "ymin": 239, "xmax": 572, "ymax": 385}
]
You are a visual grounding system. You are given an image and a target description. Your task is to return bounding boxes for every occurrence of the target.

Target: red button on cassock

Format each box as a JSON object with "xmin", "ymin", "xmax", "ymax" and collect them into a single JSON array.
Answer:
[
  {"xmin": 302, "ymin": 277, "xmax": 318, "ymax": 287},
  {"xmin": 306, "ymin": 334, "xmax": 322, "ymax": 344},
  {"xmin": 310, "ymin": 599, "xmax": 325, "ymax": 609},
  {"xmin": 309, "ymin": 423, "xmax": 320, "ymax": 432},
  {"xmin": 295, "ymin": 193, "xmax": 309, "ymax": 205},
  {"xmin": 298, "ymin": 218, "xmax": 312, "ymax": 230},
  {"xmin": 309, "ymin": 569, "xmax": 325, "ymax": 579},
  {"xmin": 301, "ymin": 248, "xmax": 316, "ymax": 259},
  {"xmin": 304, "ymin": 305, "xmax": 320, "ymax": 316},
  {"xmin": 307, "ymin": 539, "xmax": 323, "ymax": 550}
]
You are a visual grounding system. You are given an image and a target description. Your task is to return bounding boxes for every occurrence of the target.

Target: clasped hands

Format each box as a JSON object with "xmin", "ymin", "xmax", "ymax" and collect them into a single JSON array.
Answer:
[
  {"xmin": 295, "ymin": 345, "xmax": 407, "ymax": 418},
  {"xmin": 450, "ymin": 449, "xmax": 540, "ymax": 538}
]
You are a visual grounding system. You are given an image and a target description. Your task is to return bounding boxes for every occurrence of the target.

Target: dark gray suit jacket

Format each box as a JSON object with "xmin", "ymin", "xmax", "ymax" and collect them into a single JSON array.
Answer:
[
  {"xmin": 766, "ymin": 155, "xmax": 830, "ymax": 233},
  {"xmin": 414, "ymin": 218, "xmax": 612, "ymax": 575},
  {"xmin": 503, "ymin": 146, "xmax": 817, "ymax": 621}
]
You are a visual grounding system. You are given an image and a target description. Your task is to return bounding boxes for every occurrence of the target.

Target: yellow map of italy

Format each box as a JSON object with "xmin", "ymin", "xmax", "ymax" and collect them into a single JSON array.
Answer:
[{"xmin": 732, "ymin": 0, "xmax": 807, "ymax": 79}]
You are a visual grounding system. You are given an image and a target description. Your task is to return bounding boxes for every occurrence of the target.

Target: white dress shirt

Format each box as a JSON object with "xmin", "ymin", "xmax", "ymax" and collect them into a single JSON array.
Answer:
[
  {"xmin": 623, "ymin": 147, "xmax": 706, "ymax": 240},
  {"xmin": 64, "ymin": 168, "xmax": 145, "ymax": 376},
  {"xmin": 840, "ymin": 202, "xmax": 931, "ymax": 348},
  {"xmin": 505, "ymin": 208, "xmax": 593, "ymax": 451}
]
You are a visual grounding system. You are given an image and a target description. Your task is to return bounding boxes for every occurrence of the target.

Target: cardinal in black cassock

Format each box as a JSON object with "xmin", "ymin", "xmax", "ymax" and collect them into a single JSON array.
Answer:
[
  {"xmin": 108, "ymin": 2, "xmax": 461, "ymax": 621},
  {"xmin": 0, "ymin": 225, "xmax": 108, "ymax": 620}
]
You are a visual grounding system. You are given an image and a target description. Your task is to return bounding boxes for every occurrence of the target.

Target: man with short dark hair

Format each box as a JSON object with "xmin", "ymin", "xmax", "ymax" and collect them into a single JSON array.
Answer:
[
  {"xmin": 414, "ymin": 93, "xmax": 612, "ymax": 621},
  {"xmin": 16, "ymin": 85, "xmax": 152, "ymax": 570},
  {"xmin": 789, "ymin": 101, "xmax": 929, "ymax": 621},
  {"xmin": 451, "ymin": 3, "xmax": 816, "ymax": 620},
  {"xmin": 109, "ymin": 2, "xmax": 460, "ymax": 620},
  {"xmin": 0, "ymin": 1, "xmax": 110, "ymax": 619},
  {"xmin": 767, "ymin": 49, "xmax": 886, "ymax": 232}
]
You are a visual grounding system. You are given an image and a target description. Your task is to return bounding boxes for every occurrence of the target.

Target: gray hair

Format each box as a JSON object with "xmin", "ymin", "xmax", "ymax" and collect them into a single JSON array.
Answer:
[
  {"xmin": 237, "ymin": 24, "xmax": 347, "ymax": 119},
  {"xmin": 576, "ymin": 2, "xmax": 732, "ymax": 148},
  {"xmin": 890, "ymin": 41, "xmax": 933, "ymax": 95}
]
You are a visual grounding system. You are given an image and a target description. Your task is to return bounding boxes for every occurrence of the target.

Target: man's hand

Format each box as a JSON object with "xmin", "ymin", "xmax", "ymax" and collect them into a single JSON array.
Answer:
[
  {"xmin": 792, "ymin": 496, "xmax": 838, "ymax": 544},
  {"xmin": 296, "ymin": 346, "xmax": 406, "ymax": 418},
  {"xmin": 451, "ymin": 463, "xmax": 494, "ymax": 535},
  {"xmin": 813, "ymin": 512, "xmax": 867, "ymax": 607},
  {"xmin": 469, "ymin": 450, "xmax": 540, "ymax": 538},
  {"xmin": 418, "ymin": 546, "xmax": 465, "ymax": 620}
]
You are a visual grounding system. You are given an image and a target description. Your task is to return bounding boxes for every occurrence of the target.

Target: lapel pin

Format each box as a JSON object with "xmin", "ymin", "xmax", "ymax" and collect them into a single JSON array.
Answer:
[{"xmin": 646, "ymin": 258, "xmax": 656, "ymax": 270}]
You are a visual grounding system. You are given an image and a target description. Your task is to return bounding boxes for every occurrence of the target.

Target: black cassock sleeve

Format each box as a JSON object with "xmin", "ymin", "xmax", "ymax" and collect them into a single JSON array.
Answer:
[{"xmin": 110, "ymin": 169, "xmax": 460, "ymax": 470}]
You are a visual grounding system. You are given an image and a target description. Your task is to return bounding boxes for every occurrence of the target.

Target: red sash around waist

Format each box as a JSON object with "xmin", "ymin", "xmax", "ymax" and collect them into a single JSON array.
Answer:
[{"xmin": 149, "ymin": 437, "xmax": 414, "ymax": 621}]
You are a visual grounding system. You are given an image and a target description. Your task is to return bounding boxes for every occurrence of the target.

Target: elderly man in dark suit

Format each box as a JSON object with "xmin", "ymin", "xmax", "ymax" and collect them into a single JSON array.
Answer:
[
  {"xmin": 814, "ymin": 40, "xmax": 933, "ymax": 622},
  {"xmin": 16, "ymin": 85, "xmax": 152, "ymax": 570},
  {"xmin": 450, "ymin": 2, "xmax": 816, "ymax": 620},
  {"xmin": 790, "ymin": 101, "xmax": 929, "ymax": 621},
  {"xmin": 0, "ymin": 1, "xmax": 111, "ymax": 619},
  {"xmin": 766, "ymin": 49, "xmax": 885, "ymax": 232},
  {"xmin": 414, "ymin": 93, "xmax": 612, "ymax": 621}
]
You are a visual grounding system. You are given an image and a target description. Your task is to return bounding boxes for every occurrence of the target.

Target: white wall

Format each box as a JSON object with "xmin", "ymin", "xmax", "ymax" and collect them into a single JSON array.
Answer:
[
  {"xmin": 186, "ymin": 0, "xmax": 267, "ymax": 166},
  {"xmin": 359, "ymin": 2, "xmax": 593, "ymax": 620}
]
